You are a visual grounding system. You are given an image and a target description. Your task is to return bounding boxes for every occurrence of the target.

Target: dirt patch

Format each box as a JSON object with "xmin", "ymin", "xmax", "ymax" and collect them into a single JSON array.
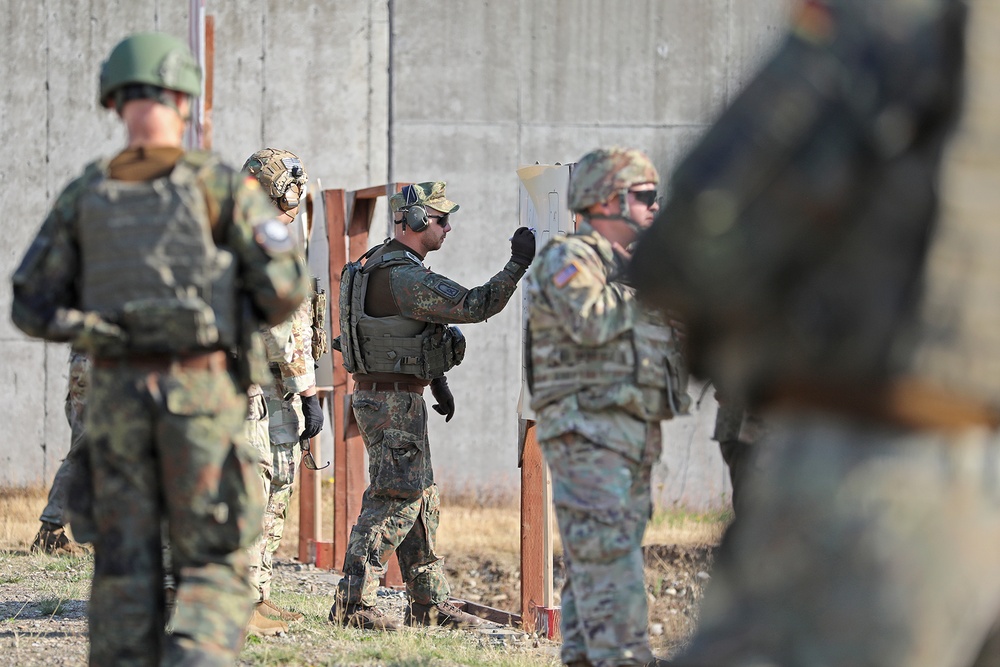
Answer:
[{"xmin": 442, "ymin": 543, "xmax": 716, "ymax": 658}]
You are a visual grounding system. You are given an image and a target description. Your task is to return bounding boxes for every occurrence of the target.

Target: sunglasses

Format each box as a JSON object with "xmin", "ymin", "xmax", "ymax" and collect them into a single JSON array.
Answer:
[
  {"xmin": 629, "ymin": 190, "xmax": 659, "ymax": 207},
  {"xmin": 427, "ymin": 214, "xmax": 450, "ymax": 227},
  {"xmin": 300, "ymin": 440, "xmax": 330, "ymax": 470}
]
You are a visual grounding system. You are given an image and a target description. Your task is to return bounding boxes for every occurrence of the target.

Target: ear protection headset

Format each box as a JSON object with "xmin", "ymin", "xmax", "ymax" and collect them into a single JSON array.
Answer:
[
  {"xmin": 400, "ymin": 185, "xmax": 429, "ymax": 232},
  {"xmin": 277, "ymin": 159, "xmax": 306, "ymax": 212}
]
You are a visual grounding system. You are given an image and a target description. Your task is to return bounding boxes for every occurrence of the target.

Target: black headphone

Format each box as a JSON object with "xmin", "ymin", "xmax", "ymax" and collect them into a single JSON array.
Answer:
[
  {"xmin": 403, "ymin": 204, "xmax": 429, "ymax": 232},
  {"xmin": 399, "ymin": 185, "xmax": 429, "ymax": 232}
]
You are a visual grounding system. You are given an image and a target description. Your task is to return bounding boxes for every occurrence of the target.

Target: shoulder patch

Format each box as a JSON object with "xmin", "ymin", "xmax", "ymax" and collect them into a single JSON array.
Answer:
[
  {"xmin": 430, "ymin": 278, "xmax": 464, "ymax": 301},
  {"xmin": 253, "ymin": 218, "xmax": 295, "ymax": 255},
  {"xmin": 553, "ymin": 262, "xmax": 582, "ymax": 288}
]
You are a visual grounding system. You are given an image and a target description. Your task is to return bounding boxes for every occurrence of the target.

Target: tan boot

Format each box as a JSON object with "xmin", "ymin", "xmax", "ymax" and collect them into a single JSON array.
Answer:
[
  {"xmin": 328, "ymin": 600, "xmax": 401, "ymax": 631},
  {"xmin": 247, "ymin": 606, "xmax": 288, "ymax": 637},
  {"xmin": 258, "ymin": 599, "xmax": 304, "ymax": 624},
  {"xmin": 405, "ymin": 600, "xmax": 484, "ymax": 629},
  {"xmin": 31, "ymin": 523, "xmax": 90, "ymax": 556}
]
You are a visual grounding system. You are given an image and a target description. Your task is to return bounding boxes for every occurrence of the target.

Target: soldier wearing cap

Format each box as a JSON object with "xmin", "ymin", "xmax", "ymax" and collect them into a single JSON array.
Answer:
[
  {"xmin": 241, "ymin": 148, "xmax": 325, "ymax": 635},
  {"xmin": 329, "ymin": 181, "xmax": 536, "ymax": 631},
  {"xmin": 10, "ymin": 32, "xmax": 308, "ymax": 664},
  {"xmin": 525, "ymin": 147, "xmax": 688, "ymax": 667}
]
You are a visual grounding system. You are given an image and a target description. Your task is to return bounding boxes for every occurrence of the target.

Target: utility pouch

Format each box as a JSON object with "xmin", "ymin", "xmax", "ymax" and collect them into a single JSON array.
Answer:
[
  {"xmin": 311, "ymin": 276, "xmax": 329, "ymax": 360},
  {"xmin": 121, "ymin": 297, "xmax": 220, "ymax": 352}
]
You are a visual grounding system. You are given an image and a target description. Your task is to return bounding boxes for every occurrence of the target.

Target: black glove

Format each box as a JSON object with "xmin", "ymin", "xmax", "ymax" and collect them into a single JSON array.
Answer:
[
  {"xmin": 510, "ymin": 227, "xmax": 536, "ymax": 268},
  {"xmin": 430, "ymin": 377, "xmax": 455, "ymax": 422},
  {"xmin": 300, "ymin": 393, "xmax": 325, "ymax": 439}
]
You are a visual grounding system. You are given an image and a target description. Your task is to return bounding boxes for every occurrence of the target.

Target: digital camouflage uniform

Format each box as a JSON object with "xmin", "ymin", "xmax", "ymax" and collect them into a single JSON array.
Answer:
[
  {"xmin": 10, "ymin": 49, "xmax": 308, "ymax": 664},
  {"xmin": 259, "ymin": 297, "xmax": 315, "ymax": 600},
  {"xmin": 337, "ymin": 230, "xmax": 528, "ymax": 611},
  {"xmin": 243, "ymin": 321, "xmax": 293, "ymax": 603},
  {"xmin": 632, "ymin": 1, "xmax": 1000, "ymax": 665},
  {"xmin": 526, "ymin": 218, "xmax": 687, "ymax": 667}
]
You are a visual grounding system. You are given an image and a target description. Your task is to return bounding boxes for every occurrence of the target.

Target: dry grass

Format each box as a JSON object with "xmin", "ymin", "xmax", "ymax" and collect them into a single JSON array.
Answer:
[
  {"xmin": 1, "ymin": 480, "xmax": 729, "ymax": 556},
  {"xmin": 0, "ymin": 484, "xmax": 47, "ymax": 550}
]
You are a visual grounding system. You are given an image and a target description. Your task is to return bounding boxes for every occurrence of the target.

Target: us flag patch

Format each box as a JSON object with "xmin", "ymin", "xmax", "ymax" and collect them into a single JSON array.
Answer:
[{"xmin": 553, "ymin": 262, "xmax": 580, "ymax": 288}]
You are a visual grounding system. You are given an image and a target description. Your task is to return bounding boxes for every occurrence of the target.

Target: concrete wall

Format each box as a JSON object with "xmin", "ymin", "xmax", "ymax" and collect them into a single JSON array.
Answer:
[{"xmin": 0, "ymin": 0, "xmax": 788, "ymax": 509}]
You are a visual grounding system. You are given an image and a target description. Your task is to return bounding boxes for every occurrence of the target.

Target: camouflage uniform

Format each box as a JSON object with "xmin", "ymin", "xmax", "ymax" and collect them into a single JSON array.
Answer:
[
  {"xmin": 336, "ymin": 182, "xmax": 529, "ymax": 615},
  {"xmin": 38, "ymin": 350, "xmax": 91, "ymax": 528},
  {"xmin": 526, "ymin": 215, "xmax": 686, "ymax": 667},
  {"xmin": 259, "ymin": 298, "xmax": 315, "ymax": 600},
  {"xmin": 241, "ymin": 147, "xmax": 321, "ymax": 615},
  {"xmin": 10, "ymin": 33, "xmax": 308, "ymax": 664},
  {"xmin": 632, "ymin": 1, "xmax": 1000, "ymax": 664},
  {"xmin": 244, "ymin": 323, "xmax": 293, "ymax": 603}
]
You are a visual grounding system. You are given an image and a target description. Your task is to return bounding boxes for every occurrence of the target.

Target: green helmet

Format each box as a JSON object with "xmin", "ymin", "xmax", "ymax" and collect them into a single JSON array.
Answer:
[
  {"xmin": 568, "ymin": 147, "xmax": 659, "ymax": 213},
  {"xmin": 99, "ymin": 32, "xmax": 201, "ymax": 108}
]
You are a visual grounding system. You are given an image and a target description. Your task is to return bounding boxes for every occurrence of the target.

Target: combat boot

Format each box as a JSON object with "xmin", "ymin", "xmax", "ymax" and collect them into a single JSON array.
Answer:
[
  {"xmin": 30, "ymin": 522, "xmax": 89, "ymax": 556},
  {"xmin": 247, "ymin": 606, "xmax": 288, "ymax": 637},
  {"xmin": 405, "ymin": 600, "xmax": 484, "ymax": 629},
  {"xmin": 328, "ymin": 600, "xmax": 401, "ymax": 631},
  {"xmin": 258, "ymin": 599, "xmax": 304, "ymax": 624}
]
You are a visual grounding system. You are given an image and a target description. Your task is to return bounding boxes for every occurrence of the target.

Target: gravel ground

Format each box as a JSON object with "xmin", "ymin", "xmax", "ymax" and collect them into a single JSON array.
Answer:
[{"xmin": 0, "ymin": 545, "xmax": 712, "ymax": 666}]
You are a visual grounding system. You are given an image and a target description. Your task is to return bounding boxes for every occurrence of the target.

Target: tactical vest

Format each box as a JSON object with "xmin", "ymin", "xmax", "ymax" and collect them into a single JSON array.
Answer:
[
  {"xmin": 529, "ymin": 235, "xmax": 688, "ymax": 421},
  {"xmin": 77, "ymin": 151, "xmax": 239, "ymax": 354},
  {"xmin": 338, "ymin": 243, "xmax": 465, "ymax": 380}
]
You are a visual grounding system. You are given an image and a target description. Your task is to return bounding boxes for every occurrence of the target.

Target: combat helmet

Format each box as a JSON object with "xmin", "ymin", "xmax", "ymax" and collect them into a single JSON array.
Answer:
[
  {"xmin": 99, "ymin": 32, "xmax": 201, "ymax": 112},
  {"xmin": 568, "ymin": 147, "xmax": 659, "ymax": 214},
  {"xmin": 242, "ymin": 148, "xmax": 309, "ymax": 212}
]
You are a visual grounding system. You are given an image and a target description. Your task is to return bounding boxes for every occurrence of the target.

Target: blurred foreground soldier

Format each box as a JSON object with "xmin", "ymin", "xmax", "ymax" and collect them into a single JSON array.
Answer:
[
  {"xmin": 329, "ymin": 181, "xmax": 535, "ymax": 631},
  {"xmin": 631, "ymin": 1, "xmax": 1000, "ymax": 665},
  {"xmin": 31, "ymin": 351, "xmax": 92, "ymax": 556},
  {"xmin": 242, "ymin": 148, "xmax": 325, "ymax": 634},
  {"xmin": 11, "ymin": 32, "xmax": 307, "ymax": 665},
  {"xmin": 525, "ymin": 147, "xmax": 688, "ymax": 667}
]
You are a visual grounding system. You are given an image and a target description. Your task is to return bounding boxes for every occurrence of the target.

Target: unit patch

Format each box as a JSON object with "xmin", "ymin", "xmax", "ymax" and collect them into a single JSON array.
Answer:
[
  {"xmin": 553, "ymin": 262, "xmax": 581, "ymax": 288},
  {"xmin": 253, "ymin": 218, "xmax": 295, "ymax": 255},
  {"xmin": 431, "ymin": 278, "xmax": 463, "ymax": 301}
]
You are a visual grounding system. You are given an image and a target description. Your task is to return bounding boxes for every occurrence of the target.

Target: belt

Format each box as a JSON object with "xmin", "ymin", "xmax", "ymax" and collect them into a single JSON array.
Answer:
[
  {"xmin": 93, "ymin": 350, "xmax": 229, "ymax": 372},
  {"xmin": 355, "ymin": 381, "xmax": 425, "ymax": 394}
]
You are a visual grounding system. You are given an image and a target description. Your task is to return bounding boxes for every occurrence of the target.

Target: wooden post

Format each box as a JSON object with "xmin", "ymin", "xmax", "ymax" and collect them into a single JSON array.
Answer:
[
  {"xmin": 202, "ymin": 15, "xmax": 214, "ymax": 149},
  {"xmin": 520, "ymin": 420, "xmax": 555, "ymax": 634}
]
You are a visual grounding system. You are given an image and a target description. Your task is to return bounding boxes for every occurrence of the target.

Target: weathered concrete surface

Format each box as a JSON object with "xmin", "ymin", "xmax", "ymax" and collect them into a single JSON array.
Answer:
[{"xmin": 1, "ymin": 0, "xmax": 789, "ymax": 509}]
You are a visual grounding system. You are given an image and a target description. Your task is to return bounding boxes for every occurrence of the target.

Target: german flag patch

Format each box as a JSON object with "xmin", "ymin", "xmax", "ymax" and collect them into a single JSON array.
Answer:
[{"xmin": 553, "ymin": 262, "xmax": 581, "ymax": 288}]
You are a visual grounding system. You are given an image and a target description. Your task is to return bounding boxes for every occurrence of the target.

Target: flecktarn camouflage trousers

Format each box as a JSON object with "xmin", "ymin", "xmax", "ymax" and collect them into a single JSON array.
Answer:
[
  {"xmin": 87, "ymin": 364, "xmax": 262, "ymax": 666},
  {"xmin": 337, "ymin": 389, "xmax": 449, "ymax": 607}
]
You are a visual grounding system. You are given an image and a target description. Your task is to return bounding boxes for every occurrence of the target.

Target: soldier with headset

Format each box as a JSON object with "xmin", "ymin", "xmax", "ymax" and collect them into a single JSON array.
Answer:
[
  {"xmin": 241, "ymin": 148, "xmax": 326, "ymax": 636},
  {"xmin": 329, "ymin": 181, "xmax": 535, "ymax": 631},
  {"xmin": 10, "ymin": 32, "xmax": 308, "ymax": 665}
]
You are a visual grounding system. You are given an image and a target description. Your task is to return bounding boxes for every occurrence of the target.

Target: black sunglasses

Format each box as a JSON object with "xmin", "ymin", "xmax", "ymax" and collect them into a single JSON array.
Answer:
[
  {"xmin": 302, "ymin": 449, "xmax": 330, "ymax": 471},
  {"xmin": 427, "ymin": 213, "xmax": 450, "ymax": 227},
  {"xmin": 629, "ymin": 190, "xmax": 659, "ymax": 207}
]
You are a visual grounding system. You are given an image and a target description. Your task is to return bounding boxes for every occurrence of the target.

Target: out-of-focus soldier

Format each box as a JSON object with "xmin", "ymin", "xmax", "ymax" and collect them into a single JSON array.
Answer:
[
  {"xmin": 10, "ymin": 32, "xmax": 308, "ymax": 665},
  {"xmin": 525, "ymin": 147, "xmax": 689, "ymax": 667},
  {"xmin": 241, "ymin": 148, "xmax": 326, "ymax": 635},
  {"xmin": 328, "ymin": 181, "xmax": 536, "ymax": 631},
  {"xmin": 31, "ymin": 350, "xmax": 92, "ymax": 556},
  {"xmin": 631, "ymin": 1, "xmax": 1000, "ymax": 664}
]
